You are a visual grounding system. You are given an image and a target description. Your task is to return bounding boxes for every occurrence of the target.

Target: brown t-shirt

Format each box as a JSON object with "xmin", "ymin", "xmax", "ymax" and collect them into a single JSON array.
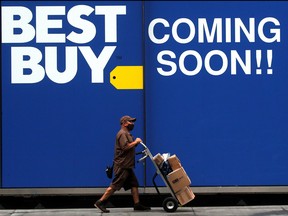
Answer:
[{"xmin": 113, "ymin": 128, "xmax": 135, "ymax": 169}]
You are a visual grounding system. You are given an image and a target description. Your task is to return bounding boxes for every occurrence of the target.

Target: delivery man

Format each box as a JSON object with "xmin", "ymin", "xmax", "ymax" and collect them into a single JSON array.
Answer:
[{"xmin": 94, "ymin": 115, "xmax": 151, "ymax": 213}]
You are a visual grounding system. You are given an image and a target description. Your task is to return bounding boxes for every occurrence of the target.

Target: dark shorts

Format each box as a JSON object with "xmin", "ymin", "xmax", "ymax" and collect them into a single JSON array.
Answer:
[{"xmin": 110, "ymin": 166, "xmax": 139, "ymax": 191}]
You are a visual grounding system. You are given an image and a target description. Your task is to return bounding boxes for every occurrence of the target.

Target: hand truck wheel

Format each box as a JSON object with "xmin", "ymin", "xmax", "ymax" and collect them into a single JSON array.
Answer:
[{"xmin": 162, "ymin": 197, "xmax": 178, "ymax": 212}]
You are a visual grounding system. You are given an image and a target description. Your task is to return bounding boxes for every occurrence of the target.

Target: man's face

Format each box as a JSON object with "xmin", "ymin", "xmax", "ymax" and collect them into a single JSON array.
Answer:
[{"xmin": 125, "ymin": 120, "xmax": 135, "ymax": 131}]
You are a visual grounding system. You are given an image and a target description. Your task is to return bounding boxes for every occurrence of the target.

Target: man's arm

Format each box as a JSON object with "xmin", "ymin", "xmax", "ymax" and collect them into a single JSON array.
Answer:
[{"xmin": 120, "ymin": 136, "xmax": 142, "ymax": 151}]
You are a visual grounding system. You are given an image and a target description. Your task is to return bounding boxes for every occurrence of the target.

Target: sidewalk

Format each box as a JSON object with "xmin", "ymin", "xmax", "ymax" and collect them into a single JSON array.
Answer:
[{"xmin": 0, "ymin": 206, "xmax": 287, "ymax": 216}]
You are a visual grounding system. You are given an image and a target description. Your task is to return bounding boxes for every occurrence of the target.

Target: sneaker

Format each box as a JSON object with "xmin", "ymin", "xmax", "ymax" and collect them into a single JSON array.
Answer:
[
  {"xmin": 134, "ymin": 203, "xmax": 151, "ymax": 211},
  {"xmin": 94, "ymin": 200, "xmax": 110, "ymax": 213}
]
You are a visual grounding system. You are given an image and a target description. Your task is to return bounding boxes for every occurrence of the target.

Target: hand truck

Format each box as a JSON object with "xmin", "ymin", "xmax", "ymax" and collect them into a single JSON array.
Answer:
[{"xmin": 137, "ymin": 142, "xmax": 181, "ymax": 212}]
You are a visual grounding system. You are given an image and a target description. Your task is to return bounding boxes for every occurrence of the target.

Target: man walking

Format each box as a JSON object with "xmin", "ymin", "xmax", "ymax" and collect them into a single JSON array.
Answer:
[{"xmin": 94, "ymin": 115, "xmax": 151, "ymax": 213}]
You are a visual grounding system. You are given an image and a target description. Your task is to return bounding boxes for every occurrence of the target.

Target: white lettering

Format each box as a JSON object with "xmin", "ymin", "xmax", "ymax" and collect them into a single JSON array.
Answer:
[
  {"xmin": 11, "ymin": 46, "xmax": 115, "ymax": 84},
  {"xmin": 149, "ymin": 17, "xmax": 281, "ymax": 44},
  {"xmin": 79, "ymin": 46, "xmax": 116, "ymax": 83},
  {"xmin": 95, "ymin": 6, "xmax": 126, "ymax": 43},
  {"xmin": 148, "ymin": 18, "xmax": 170, "ymax": 44},
  {"xmin": 2, "ymin": 5, "xmax": 126, "ymax": 44},
  {"xmin": 179, "ymin": 50, "xmax": 202, "ymax": 76},
  {"xmin": 258, "ymin": 17, "xmax": 281, "ymax": 42},
  {"xmin": 157, "ymin": 50, "xmax": 177, "ymax": 76},
  {"xmin": 45, "ymin": 46, "xmax": 78, "ymax": 83},
  {"xmin": 172, "ymin": 18, "xmax": 195, "ymax": 44},
  {"xmin": 67, "ymin": 5, "xmax": 96, "ymax": 44},
  {"xmin": 198, "ymin": 18, "xmax": 222, "ymax": 43},
  {"xmin": 235, "ymin": 18, "xmax": 255, "ymax": 43},
  {"xmin": 205, "ymin": 50, "xmax": 228, "ymax": 76},
  {"xmin": 1, "ymin": 6, "xmax": 35, "ymax": 43},
  {"xmin": 156, "ymin": 50, "xmax": 259, "ymax": 76},
  {"xmin": 11, "ymin": 47, "xmax": 45, "ymax": 83},
  {"xmin": 231, "ymin": 50, "xmax": 251, "ymax": 75},
  {"xmin": 36, "ymin": 6, "xmax": 66, "ymax": 43}
]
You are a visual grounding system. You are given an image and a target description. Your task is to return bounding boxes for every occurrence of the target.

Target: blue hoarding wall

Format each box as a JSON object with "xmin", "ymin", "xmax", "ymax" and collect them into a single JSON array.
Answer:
[
  {"xmin": 1, "ymin": 1, "xmax": 288, "ymax": 189},
  {"xmin": 144, "ymin": 1, "xmax": 288, "ymax": 186},
  {"xmin": 1, "ymin": 1, "xmax": 144, "ymax": 187}
]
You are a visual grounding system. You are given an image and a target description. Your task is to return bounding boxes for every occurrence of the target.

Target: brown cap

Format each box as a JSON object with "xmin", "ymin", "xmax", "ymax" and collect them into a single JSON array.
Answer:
[{"xmin": 120, "ymin": 115, "xmax": 136, "ymax": 125}]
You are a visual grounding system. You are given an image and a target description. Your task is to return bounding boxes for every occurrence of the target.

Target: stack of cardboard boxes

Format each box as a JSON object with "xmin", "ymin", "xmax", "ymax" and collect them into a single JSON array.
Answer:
[{"xmin": 153, "ymin": 154, "xmax": 195, "ymax": 206}]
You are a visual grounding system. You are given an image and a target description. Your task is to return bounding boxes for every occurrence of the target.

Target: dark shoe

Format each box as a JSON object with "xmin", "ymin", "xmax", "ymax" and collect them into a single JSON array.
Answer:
[
  {"xmin": 134, "ymin": 203, "xmax": 151, "ymax": 211},
  {"xmin": 94, "ymin": 200, "xmax": 110, "ymax": 213}
]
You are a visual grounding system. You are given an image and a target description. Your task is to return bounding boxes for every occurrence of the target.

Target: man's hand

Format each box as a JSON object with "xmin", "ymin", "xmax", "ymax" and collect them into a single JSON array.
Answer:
[{"xmin": 135, "ymin": 138, "xmax": 142, "ymax": 144}]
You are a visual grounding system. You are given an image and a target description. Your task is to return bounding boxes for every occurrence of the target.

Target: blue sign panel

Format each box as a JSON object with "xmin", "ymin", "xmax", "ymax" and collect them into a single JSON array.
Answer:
[
  {"xmin": 1, "ymin": 1, "xmax": 144, "ymax": 187},
  {"xmin": 1, "ymin": 0, "xmax": 288, "ymax": 190},
  {"xmin": 144, "ymin": 1, "xmax": 288, "ymax": 186}
]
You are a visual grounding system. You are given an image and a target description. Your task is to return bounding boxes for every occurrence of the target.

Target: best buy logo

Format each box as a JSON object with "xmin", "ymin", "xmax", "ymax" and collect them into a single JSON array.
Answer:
[{"xmin": 1, "ymin": 5, "xmax": 143, "ymax": 90}]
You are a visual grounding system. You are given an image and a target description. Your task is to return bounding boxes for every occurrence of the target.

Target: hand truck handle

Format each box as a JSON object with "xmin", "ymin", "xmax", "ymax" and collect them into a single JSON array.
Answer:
[
  {"xmin": 137, "ymin": 154, "xmax": 148, "ymax": 163},
  {"xmin": 139, "ymin": 142, "xmax": 147, "ymax": 149}
]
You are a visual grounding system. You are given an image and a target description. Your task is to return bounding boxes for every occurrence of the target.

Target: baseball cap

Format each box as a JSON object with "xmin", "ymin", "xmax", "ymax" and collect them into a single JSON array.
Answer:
[{"xmin": 120, "ymin": 115, "xmax": 136, "ymax": 125}]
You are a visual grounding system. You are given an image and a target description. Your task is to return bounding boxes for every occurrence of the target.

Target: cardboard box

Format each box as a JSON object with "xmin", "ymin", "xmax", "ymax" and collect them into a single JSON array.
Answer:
[
  {"xmin": 176, "ymin": 186, "xmax": 195, "ymax": 206},
  {"xmin": 153, "ymin": 153, "xmax": 164, "ymax": 167},
  {"xmin": 167, "ymin": 154, "xmax": 182, "ymax": 170},
  {"xmin": 166, "ymin": 167, "xmax": 191, "ymax": 193}
]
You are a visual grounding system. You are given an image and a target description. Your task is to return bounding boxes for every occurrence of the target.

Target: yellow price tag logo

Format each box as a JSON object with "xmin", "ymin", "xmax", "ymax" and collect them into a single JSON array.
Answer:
[{"xmin": 110, "ymin": 66, "xmax": 143, "ymax": 90}]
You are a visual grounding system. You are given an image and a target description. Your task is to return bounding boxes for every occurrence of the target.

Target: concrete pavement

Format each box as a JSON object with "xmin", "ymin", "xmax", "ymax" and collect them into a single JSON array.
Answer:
[{"xmin": 0, "ymin": 206, "xmax": 287, "ymax": 216}]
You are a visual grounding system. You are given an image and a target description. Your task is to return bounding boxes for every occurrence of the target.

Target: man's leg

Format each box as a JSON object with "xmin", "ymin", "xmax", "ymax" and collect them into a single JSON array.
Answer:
[
  {"xmin": 131, "ymin": 187, "xmax": 140, "ymax": 204},
  {"xmin": 100, "ymin": 186, "xmax": 116, "ymax": 202},
  {"xmin": 132, "ymin": 187, "xmax": 151, "ymax": 211},
  {"xmin": 94, "ymin": 186, "xmax": 115, "ymax": 213}
]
